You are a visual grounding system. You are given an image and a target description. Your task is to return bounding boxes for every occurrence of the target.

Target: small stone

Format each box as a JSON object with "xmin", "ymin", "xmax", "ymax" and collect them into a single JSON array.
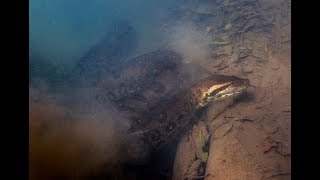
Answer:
[
  {"xmin": 243, "ymin": 66, "xmax": 254, "ymax": 73},
  {"xmin": 281, "ymin": 32, "xmax": 287, "ymax": 37},
  {"xmin": 282, "ymin": 105, "xmax": 291, "ymax": 112},
  {"xmin": 271, "ymin": 62, "xmax": 280, "ymax": 70},
  {"xmin": 206, "ymin": 26, "xmax": 213, "ymax": 33},
  {"xmin": 262, "ymin": 137, "xmax": 275, "ymax": 153}
]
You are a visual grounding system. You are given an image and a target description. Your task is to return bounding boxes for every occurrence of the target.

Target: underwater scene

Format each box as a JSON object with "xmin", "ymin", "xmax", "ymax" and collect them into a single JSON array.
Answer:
[{"xmin": 29, "ymin": 0, "xmax": 291, "ymax": 179}]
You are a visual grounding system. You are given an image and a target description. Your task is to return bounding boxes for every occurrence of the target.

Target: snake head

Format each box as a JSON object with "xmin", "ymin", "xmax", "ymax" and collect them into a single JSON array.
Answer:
[{"xmin": 196, "ymin": 75, "xmax": 250, "ymax": 107}]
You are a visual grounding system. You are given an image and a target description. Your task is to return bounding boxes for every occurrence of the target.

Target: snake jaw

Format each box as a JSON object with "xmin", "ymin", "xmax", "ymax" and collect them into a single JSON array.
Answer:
[{"xmin": 196, "ymin": 76, "xmax": 249, "ymax": 107}]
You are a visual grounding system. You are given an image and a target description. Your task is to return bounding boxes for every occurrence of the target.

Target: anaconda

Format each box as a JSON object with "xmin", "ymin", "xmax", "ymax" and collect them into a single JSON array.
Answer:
[
  {"xmin": 69, "ymin": 22, "xmax": 250, "ymax": 164},
  {"xmin": 127, "ymin": 74, "xmax": 249, "ymax": 162},
  {"xmin": 97, "ymin": 49, "xmax": 185, "ymax": 113},
  {"xmin": 73, "ymin": 44, "xmax": 250, "ymax": 160}
]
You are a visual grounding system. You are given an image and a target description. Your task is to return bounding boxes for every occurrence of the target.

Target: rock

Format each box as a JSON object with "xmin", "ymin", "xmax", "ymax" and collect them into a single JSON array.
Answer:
[
  {"xmin": 270, "ymin": 61, "xmax": 280, "ymax": 70},
  {"xmin": 206, "ymin": 26, "xmax": 213, "ymax": 33},
  {"xmin": 242, "ymin": 66, "xmax": 254, "ymax": 73},
  {"xmin": 173, "ymin": 122, "xmax": 210, "ymax": 180},
  {"xmin": 271, "ymin": 64, "xmax": 280, "ymax": 70},
  {"xmin": 172, "ymin": 134, "xmax": 197, "ymax": 180}
]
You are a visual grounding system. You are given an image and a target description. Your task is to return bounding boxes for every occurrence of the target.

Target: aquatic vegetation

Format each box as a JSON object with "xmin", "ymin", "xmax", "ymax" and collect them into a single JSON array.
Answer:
[
  {"xmin": 205, "ymin": 26, "xmax": 213, "ymax": 33},
  {"xmin": 208, "ymin": 26, "xmax": 231, "ymax": 46},
  {"xmin": 225, "ymin": 23, "xmax": 232, "ymax": 31},
  {"xmin": 192, "ymin": 123, "xmax": 209, "ymax": 162}
]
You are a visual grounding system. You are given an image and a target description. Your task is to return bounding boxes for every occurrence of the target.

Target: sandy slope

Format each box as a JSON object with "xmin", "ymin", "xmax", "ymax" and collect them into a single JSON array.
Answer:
[
  {"xmin": 204, "ymin": 1, "xmax": 291, "ymax": 177},
  {"xmin": 205, "ymin": 46, "xmax": 291, "ymax": 180},
  {"xmin": 173, "ymin": 0, "xmax": 291, "ymax": 179}
]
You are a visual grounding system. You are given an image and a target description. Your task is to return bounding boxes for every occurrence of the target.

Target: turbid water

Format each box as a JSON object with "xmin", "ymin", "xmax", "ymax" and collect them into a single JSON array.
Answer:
[{"xmin": 29, "ymin": 0, "xmax": 291, "ymax": 179}]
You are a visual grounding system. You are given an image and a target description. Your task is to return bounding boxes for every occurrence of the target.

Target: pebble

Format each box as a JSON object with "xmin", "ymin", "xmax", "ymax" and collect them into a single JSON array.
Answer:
[
  {"xmin": 271, "ymin": 63, "xmax": 280, "ymax": 70},
  {"xmin": 243, "ymin": 66, "xmax": 254, "ymax": 73},
  {"xmin": 271, "ymin": 66, "xmax": 280, "ymax": 70}
]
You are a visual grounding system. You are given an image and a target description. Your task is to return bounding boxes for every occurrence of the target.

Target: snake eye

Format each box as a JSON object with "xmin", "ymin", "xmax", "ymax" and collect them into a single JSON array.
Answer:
[{"xmin": 203, "ymin": 93, "xmax": 210, "ymax": 101}]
